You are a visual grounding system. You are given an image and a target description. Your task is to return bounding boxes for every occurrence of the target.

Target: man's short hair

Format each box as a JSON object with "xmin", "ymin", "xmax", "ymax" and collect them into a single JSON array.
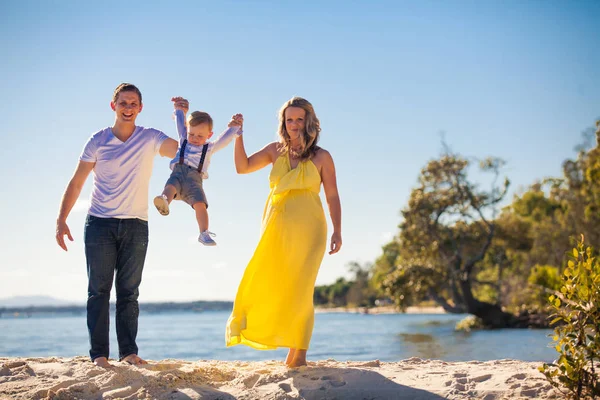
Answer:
[{"xmin": 113, "ymin": 83, "xmax": 142, "ymax": 103}]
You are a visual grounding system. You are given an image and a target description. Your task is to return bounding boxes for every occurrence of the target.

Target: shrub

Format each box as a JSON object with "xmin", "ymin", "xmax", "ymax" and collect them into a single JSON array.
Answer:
[
  {"xmin": 539, "ymin": 236, "xmax": 600, "ymax": 399},
  {"xmin": 527, "ymin": 264, "xmax": 563, "ymax": 308}
]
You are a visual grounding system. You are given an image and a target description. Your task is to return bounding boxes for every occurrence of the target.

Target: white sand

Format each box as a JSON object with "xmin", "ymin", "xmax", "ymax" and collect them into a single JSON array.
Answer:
[{"xmin": 0, "ymin": 356, "xmax": 560, "ymax": 399}]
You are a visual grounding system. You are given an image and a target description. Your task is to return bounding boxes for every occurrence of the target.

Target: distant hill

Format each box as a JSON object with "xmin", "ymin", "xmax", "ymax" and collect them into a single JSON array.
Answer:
[
  {"xmin": 0, "ymin": 298, "xmax": 233, "ymax": 315},
  {"xmin": 0, "ymin": 295, "xmax": 79, "ymax": 308}
]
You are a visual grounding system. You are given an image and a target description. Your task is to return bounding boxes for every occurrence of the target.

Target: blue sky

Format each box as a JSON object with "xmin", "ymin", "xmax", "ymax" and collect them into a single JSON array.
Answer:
[{"xmin": 1, "ymin": 0, "xmax": 598, "ymax": 303}]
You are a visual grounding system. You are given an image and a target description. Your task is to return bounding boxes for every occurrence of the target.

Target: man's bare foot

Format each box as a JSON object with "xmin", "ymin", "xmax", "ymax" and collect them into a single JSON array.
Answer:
[
  {"xmin": 121, "ymin": 354, "xmax": 148, "ymax": 366},
  {"xmin": 285, "ymin": 349, "xmax": 296, "ymax": 365},
  {"xmin": 93, "ymin": 357, "xmax": 113, "ymax": 368}
]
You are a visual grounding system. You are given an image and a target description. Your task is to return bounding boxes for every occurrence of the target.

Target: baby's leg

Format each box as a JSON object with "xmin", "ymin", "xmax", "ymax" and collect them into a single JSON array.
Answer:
[
  {"xmin": 194, "ymin": 202, "xmax": 216, "ymax": 246},
  {"xmin": 162, "ymin": 184, "xmax": 177, "ymax": 203},
  {"xmin": 154, "ymin": 184, "xmax": 177, "ymax": 216},
  {"xmin": 193, "ymin": 202, "xmax": 209, "ymax": 232}
]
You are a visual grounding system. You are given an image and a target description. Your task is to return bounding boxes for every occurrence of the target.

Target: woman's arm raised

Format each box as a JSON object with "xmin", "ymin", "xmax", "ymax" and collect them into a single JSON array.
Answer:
[{"xmin": 234, "ymin": 137, "xmax": 278, "ymax": 174}]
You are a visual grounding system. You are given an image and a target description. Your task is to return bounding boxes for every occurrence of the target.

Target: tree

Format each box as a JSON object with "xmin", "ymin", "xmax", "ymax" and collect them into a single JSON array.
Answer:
[
  {"xmin": 500, "ymin": 121, "xmax": 600, "ymax": 288},
  {"xmin": 345, "ymin": 261, "xmax": 377, "ymax": 307},
  {"xmin": 378, "ymin": 151, "xmax": 516, "ymax": 327},
  {"xmin": 328, "ymin": 277, "xmax": 351, "ymax": 307}
]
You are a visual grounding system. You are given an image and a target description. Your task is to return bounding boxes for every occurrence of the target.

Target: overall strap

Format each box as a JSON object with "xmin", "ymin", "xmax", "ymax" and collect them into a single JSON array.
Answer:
[
  {"xmin": 197, "ymin": 143, "xmax": 209, "ymax": 172},
  {"xmin": 178, "ymin": 140, "xmax": 188, "ymax": 165}
]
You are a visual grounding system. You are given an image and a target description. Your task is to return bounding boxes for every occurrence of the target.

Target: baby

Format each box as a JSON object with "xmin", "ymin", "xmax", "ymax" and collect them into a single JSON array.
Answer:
[{"xmin": 154, "ymin": 97, "xmax": 242, "ymax": 245}]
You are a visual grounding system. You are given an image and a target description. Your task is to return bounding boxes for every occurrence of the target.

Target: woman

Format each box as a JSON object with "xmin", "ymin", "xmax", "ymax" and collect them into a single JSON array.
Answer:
[{"xmin": 226, "ymin": 97, "xmax": 342, "ymax": 367}]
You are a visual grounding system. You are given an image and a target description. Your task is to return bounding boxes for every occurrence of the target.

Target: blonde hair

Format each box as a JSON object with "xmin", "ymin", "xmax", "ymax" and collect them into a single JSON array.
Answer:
[
  {"xmin": 187, "ymin": 111, "xmax": 213, "ymax": 130},
  {"xmin": 278, "ymin": 97, "xmax": 321, "ymax": 159}
]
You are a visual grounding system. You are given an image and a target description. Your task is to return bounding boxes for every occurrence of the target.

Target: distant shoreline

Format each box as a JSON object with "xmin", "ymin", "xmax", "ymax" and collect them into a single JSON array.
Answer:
[
  {"xmin": 0, "ymin": 300, "xmax": 234, "ymax": 317},
  {"xmin": 1, "ymin": 303, "xmax": 447, "ymax": 317},
  {"xmin": 315, "ymin": 305, "xmax": 447, "ymax": 314}
]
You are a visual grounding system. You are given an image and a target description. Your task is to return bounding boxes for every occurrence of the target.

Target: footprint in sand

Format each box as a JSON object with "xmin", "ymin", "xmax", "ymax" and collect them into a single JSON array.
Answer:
[
  {"xmin": 471, "ymin": 374, "xmax": 492, "ymax": 383},
  {"xmin": 102, "ymin": 383, "xmax": 143, "ymax": 399},
  {"xmin": 242, "ymin": 373, "xmax": 261, "ymax": 388},
  {"xmin": 320, "ymin": 375, "xmax": 346, "ymax": 387},
  {"xmin": 4, "ymin": 361, "xmax": 27, "ymax": 368},
  {"xmin": 519, "ymin": 381, "xmax": 553, "ymax": 398},
  {"xmin": 1, "ymin": 363, "xmax": 36, "ymax": 381},
  {"xmin": 278, "ymin": 382, "xmax": 292, "ymax": 393},
  {"xmin": 85, "ymin": 369, "xmax": 105, "ymax": 378},
  {"xmin": 507, "ymin": 373, "xmax": 527, "ymax": 381},
  {"xmin": 481, "ymin": 393, "xmax": 498, "ymax": 400},
  {"xmin": 145, "ymin": 363, "xmax": 183, "ymax": 371},
  {"xmin": 354, "ymin": 360, "xmax": 381, "ymax": 367},
  {"xmin": 37, "ymin": 381, "xmax": 100, "ymax": 399},
  {"xmin": 46, "ymin": 379, "xmax": 82, "ymax": 393}
]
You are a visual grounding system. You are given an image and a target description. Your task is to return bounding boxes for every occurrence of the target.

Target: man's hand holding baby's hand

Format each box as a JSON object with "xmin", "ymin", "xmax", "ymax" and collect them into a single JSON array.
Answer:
[{"xmin": 171, "ymin": 96, "xmax": 189, "ymax": 114}]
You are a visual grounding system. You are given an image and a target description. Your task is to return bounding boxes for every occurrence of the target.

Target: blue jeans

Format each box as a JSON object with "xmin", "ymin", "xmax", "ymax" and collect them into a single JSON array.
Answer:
[{"xmin": 84, "ymin": 215, "xmax": 149, "ymax": 361}]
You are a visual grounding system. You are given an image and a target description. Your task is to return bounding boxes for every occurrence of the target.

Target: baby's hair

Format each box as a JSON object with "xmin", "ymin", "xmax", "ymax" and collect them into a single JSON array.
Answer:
[
  {"xmin": 113, "ymin": 83, "xmax": 142, "ymax": 103},
  {"xmin": 188, "ymin": 111, "xmax": 213, "ymax": 131}
]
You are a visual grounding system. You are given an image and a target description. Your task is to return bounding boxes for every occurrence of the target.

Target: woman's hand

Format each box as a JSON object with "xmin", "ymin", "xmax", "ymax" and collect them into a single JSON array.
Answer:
[
  {"xmin": 329, "ymin": 232, "xmax": 342, "ymax": 255},
  {"xmin": 228, "ymin": 113, "xmax": 244, "ymax": 128}
]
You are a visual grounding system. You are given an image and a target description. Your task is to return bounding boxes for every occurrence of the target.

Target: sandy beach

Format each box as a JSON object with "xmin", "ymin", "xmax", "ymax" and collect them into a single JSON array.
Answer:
[{"xmin": 0, "ymin": 356, "xmax": 560, "ymax": 399}]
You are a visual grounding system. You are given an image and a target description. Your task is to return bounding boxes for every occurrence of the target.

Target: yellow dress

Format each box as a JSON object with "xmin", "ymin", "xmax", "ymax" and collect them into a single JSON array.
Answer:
[{"xmin": 226, "ymin": 152, "xmax": 327, "ymax": 350}]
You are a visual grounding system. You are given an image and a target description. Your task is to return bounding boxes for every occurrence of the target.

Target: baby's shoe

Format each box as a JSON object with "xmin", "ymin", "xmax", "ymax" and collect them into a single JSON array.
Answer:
[
  {"xmin": 198, "ymin": 230, "xmax": 217, "ymax": 246},
  {"xmin": 153, "ymin": 195, "xmax": 170, "ymax": 216}
]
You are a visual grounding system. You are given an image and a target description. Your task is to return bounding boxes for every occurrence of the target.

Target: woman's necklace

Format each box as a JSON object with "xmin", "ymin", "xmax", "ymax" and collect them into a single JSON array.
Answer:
[{"xmin": 289, "ymin": 143, "xmax": 303, "ymax": 158}]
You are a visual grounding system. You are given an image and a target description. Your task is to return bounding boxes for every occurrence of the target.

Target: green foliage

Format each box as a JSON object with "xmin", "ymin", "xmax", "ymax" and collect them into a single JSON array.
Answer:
[
  {"xmin": 313, "ymin": 285, "xmax": 329, "ymax": 306},
  {"xmin": 367, "ymin": 120, "xmax": 600, "ymax": 328},
  {"xmin": 314, "ymin": 277, "xmax": 351, "ymax": 307},
  {"xmin": 539, "ymin": 238, "xmax": 600, "ymax": 399},
  {"xmin": 455, "ymin": 315, "xmax": 485, "ymax": 332},
  {"xmin": 511, "ymin": 189, "xmax": 562, "ymax": 223},
  {"xmin": 527, "ymin": 264, "xmax": 562, "ymax": 308},
  {"xmin": 345, "ymin": 262, "xmax": 378, "ymax": 307},
  {"xmin": 470, "ymin": 264, "xmax": 501, "ymax": 305},
  {"xmin": 371, "ymin": 240, "xmax": 401, "ymax": 296},
  {"xmin": 314, "ymin": 262, "xmax": 380, "ymax": 308},
  {"xmin": 376, "ymin": 151, "xmax": 513, "ymax": 323}
]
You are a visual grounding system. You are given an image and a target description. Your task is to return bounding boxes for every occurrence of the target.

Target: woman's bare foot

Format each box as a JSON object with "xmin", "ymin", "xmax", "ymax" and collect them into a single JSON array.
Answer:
[
  {"xmin": 285, "ymin": 349, "xmax": 296, "ymax": 365},
  {"xmin": 287, "ymin": 349, "xmax": 308, "ymax": 368},
  {"xmin": 93, "ymin": 357, "xmax": 113, "ymax": 368},
  {"xmin": 121, "ymin": 354, "xmax": 148, "ymax": 366}
]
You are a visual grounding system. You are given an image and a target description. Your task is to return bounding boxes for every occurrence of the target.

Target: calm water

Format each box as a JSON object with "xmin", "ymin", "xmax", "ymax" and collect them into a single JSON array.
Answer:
[{"xmin": 0, "ymin": 311, "xmax": 557, "ymax": 362}]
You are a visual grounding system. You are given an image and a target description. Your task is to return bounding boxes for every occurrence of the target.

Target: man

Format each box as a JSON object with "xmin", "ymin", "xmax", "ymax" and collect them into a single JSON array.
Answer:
[{"xmin": 55, "ymin": 83, "xmax": 181, "ymax": 367}]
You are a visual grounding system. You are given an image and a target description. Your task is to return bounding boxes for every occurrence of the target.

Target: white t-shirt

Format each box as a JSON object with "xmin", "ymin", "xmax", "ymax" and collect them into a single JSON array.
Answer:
[{"xmin": 80, "ymin": 126, "xmax": 169, "ymax": 220}]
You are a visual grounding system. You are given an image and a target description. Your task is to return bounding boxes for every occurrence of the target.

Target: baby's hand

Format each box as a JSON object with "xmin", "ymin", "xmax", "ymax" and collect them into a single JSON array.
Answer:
[
  {"xmin": 171, "ymin": 96, "xmax": 189, "ymax": 114},
  {"xmin": 228, "ymin": 113, "xmax": 244, "ymax": 128}
]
